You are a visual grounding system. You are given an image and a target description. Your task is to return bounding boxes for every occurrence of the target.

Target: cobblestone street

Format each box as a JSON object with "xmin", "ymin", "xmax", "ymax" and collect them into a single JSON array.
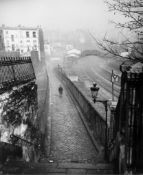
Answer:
[{"xmin": 46, "ymin": 61, "xmax": 98, "ymax": 164}]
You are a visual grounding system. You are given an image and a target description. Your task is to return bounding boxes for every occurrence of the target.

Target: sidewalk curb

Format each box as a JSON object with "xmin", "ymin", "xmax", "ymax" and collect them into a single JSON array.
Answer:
[
  {"xmin": 36, "ymin": 68, "xmax": 50, "ymax": 157},
  {"xmin": 44, "ymin": 72, "xmax": 51, "ymax": 157},
  {"xmin": 43, "ymin": 70, "xmax": 51, "ymax": 157}
]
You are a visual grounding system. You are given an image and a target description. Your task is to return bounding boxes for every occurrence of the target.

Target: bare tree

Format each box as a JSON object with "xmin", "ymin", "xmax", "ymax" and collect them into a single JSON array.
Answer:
[{"xmin": 96, "ymin": 0, "xmax": 143, "ymax": 62}]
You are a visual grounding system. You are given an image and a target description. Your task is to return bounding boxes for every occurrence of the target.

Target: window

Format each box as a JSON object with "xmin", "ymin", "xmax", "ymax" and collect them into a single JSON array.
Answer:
[
  {"xmin": 27, "ymin": 46, "xmax": 30, "ymax": 51},
  {"xmin": 12, "ymin": 44, "xmax": 15, "ymax": 51},
  {"xmin": 34, "ymin": 45, "xmax": 37, "ymax": 50},
  {"xmin": 26, "ymin": 31, "xmax": 29, "ymax": 38},
  {"xmin": 33, "ymin": 32, "xmax": 36, "ymax": 38},
  {"xmin": 6, "ymin": 40, "xmax": 9, "ymax": 46},
  {"xmin": 11, "ymin": 35, "xmax": 14, "ymax": 41}
]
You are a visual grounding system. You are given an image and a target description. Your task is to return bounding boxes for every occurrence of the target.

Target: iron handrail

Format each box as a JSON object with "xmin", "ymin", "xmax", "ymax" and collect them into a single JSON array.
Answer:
[
  {"xmin": 0, "ymin": 56, "xmax": 36, "ymax": 94},
  {"xmin": 10, "ymin": 134, "xmax": 40, "ymax": 149},
  {"xmin": 0, "ymin": 56, "xmax": 32, "ymax": 66}
]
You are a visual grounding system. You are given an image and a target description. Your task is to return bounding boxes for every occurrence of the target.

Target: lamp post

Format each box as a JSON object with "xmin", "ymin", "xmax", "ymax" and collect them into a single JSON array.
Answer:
[{"xmin": 90, "ymin": 83, "xmax": 108, "ymax": 159}]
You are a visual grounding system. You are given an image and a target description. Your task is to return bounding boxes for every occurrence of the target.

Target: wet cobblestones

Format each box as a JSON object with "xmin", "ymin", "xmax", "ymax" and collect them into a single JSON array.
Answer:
[{"xmin": 48, "ymin": 65, "xmax": 98, "ymax": 164}]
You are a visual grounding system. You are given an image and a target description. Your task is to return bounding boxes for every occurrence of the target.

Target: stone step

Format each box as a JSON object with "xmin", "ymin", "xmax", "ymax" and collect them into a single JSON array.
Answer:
[{"xmin": 2, "ymin": 161, "xmax": 114, "ymax": 174}]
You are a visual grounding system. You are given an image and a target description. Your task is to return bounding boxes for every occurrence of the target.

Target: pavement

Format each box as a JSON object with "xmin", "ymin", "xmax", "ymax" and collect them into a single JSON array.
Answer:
[
  {"xmin": 45, "ymin": 61, "xmax": 98, "ymax": 164},
  {"xmin": 2, "ymin": 160, "xmax": 113, "ymax": 174}
]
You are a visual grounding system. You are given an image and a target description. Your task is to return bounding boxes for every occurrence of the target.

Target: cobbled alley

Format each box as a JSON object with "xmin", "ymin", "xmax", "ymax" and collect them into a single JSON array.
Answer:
[{"xmin": 46, "ymin": 60, "xmax": 98, "ymax": 164}]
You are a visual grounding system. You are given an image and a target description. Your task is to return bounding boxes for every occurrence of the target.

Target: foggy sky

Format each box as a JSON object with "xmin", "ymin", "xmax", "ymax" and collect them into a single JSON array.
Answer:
[{"xmin": 0, "ymin": 0, "xmax": 125, "ymax": 38}]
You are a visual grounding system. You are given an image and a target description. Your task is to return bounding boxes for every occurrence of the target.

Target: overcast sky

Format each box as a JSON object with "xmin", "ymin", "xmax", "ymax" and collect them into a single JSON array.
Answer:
[{"xmin": 0, "ymin": 0, "xmax": 125, "ymax": 38}]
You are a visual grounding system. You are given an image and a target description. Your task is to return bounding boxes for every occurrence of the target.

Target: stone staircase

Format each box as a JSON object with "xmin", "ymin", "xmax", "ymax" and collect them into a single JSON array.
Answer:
[{"xmin": 1, "ymin": 159, "xmax": 114, "ymax": 175}]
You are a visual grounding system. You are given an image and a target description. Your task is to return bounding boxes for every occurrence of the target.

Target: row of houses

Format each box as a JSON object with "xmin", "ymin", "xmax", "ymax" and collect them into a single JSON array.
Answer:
[{"xmin": 0, "ymin": 25, "xmax": 44, "ymax": 60}]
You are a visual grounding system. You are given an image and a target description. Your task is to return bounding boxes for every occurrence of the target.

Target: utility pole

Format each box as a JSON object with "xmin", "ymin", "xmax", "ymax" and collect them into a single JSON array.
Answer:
[
  {"xmin": 111, "ymin": 70, "xmax": 119, "ymax": 101},
  {"xmin": 111, "ymin": 70, "xmax": 114, "ymax": 101}
]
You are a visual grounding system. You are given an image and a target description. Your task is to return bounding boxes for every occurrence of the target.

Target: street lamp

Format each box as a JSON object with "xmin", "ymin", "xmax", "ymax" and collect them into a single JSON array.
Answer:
[
  {"xmin": 90, "ymin": 82, "xmax": 99, "ymax": 103},
  {"xmin": 90, "ymin": 82, "xmax": 108, "ymax": 159}
]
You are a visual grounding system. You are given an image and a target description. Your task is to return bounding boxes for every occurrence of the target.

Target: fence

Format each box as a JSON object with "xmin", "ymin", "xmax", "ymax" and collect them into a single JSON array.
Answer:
[
  {"xmin": 56, "ymin": 68, "xmax": 107, "ymax": 147},
  {"xmin": 0, "ymin": 56, "xmax": 36, "ymax": 94}
]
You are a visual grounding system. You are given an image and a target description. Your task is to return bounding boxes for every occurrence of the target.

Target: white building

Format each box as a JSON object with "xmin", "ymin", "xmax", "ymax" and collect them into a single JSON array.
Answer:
[{"xmin": 0, "ymin": 26, "xmax": 44, "ymax": 59}]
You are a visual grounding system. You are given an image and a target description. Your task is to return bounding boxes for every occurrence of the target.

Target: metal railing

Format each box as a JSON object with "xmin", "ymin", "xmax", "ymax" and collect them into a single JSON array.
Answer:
[
  {"xmin": 0, "ymin": 56, "xmax": 36, "ymax": 94},
  {"xmin": 10, "ymin": 134, "xmax": 40, "ymax": 149}
]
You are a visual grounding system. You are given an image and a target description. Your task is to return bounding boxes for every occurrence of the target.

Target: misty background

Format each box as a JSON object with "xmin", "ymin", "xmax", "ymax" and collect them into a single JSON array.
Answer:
[{"xmin": 0, "ymin": 0, "xmax": 127, "ymax": 44}]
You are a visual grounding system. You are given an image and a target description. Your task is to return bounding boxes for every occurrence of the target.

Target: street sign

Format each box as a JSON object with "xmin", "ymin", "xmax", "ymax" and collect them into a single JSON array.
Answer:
[
  {"xmin": 68, "ymin": 75, "xmax": 78, "ymax": 82},
  {"xmin": 111, "ymin": 70, "xmax": 119, "ymax": 101},
  {"xmin": 111, "ymin": 71, "xmax": 119, "ymax": 83}
]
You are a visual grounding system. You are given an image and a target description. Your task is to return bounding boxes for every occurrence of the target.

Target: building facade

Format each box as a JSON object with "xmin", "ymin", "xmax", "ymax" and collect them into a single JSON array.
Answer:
[{"xmin": 0, "ymin": 26, "xmax": 44, "ymax": 59}]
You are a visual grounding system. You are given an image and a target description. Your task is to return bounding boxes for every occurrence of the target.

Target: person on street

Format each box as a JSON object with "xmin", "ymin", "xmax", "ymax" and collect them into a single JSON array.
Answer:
[{"xmin": 58, "ymin": 85, "xmax": 63, "ymax": 96}]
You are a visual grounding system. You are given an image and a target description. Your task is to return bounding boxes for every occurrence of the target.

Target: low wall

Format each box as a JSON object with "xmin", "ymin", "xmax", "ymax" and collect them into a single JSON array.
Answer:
[
  {"xmin": 0, "ymin": 142, "xmax": 22, "ymax": 164},
  {"xmin": 57, "ymin": 68, "xmax": 106, "ymax": 147}
]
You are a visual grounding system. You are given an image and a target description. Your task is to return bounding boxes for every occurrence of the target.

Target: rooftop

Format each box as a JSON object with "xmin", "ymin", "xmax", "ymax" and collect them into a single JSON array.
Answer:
[{"xmin": 0, "ymin": 26, "xmax": 41, "ymax": 31}]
